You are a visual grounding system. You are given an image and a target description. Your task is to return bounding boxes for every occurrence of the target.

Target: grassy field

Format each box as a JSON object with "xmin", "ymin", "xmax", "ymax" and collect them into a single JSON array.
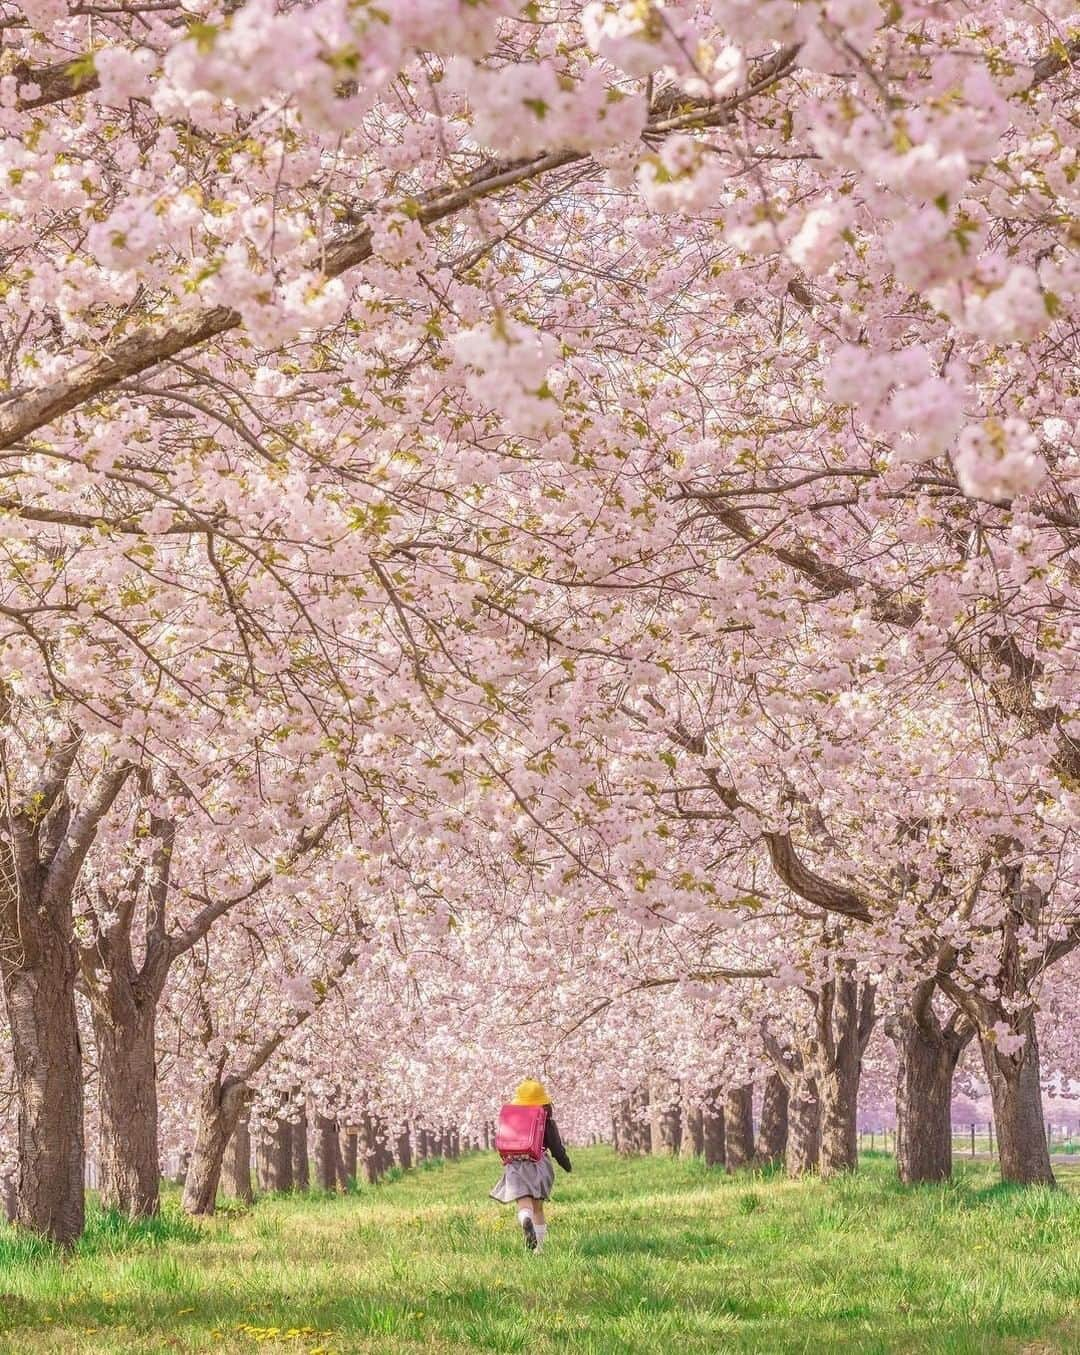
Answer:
[{"xmin": 0, "ymin": 1149, "xmax": 1077, "ymax": 1354}]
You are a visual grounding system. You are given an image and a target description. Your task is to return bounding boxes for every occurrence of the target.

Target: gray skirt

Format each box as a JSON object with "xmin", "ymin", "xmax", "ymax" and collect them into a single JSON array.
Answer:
[{"xmin": 489, "ymin": 1152, "xmax": 555, "ymax": 1204}]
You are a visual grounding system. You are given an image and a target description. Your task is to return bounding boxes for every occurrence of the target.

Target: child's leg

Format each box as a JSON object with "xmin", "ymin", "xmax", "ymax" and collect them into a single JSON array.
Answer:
[
  {"xmin": 533, "ymin": 1201, "xmax": 547, "ymax": 1250},
  {"xmin": 516, "ymin": 1196, "xmax": 538, "ymax": 1250}
]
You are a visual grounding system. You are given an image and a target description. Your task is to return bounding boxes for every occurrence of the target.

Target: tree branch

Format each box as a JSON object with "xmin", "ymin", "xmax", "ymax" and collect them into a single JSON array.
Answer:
[
  {"xmin": 0, "ymin": 50, "xmax": 801, "ymax": 449},
  {"xmin": 165, "ymin": 809, "xmax": 340, "ymax": 959},
  {"xmin": 236, "ymin": 935, "xmax": 362, "ymax": 1084},
  {"xmin": 6, "ymin": 55, "xmax": 99, "ymax": 111},
  {"xmin": 43, "ymin": 760, "xmax": 132, "ymax": 912}
]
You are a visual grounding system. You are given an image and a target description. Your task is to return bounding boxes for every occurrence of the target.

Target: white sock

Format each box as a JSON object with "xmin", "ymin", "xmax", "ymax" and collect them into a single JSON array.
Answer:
[
  {"xmin": 534, "ymin": 1223, "xmax": 548, "ymax": 1250},
  {"xmin": 517, "ymin": 1207, "xmax": 533, "ymax": 1227}
]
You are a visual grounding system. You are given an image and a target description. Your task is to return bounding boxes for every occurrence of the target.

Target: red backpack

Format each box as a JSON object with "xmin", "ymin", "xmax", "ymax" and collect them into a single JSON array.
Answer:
[{"xmin": 495, "ymin": 1103, "xmax": 547, "ymax": 1162}]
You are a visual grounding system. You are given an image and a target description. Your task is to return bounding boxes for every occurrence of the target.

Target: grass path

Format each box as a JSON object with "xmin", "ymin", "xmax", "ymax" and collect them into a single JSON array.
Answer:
[{"xmin": 0, "ymin": 1149, "xmax": 1077, "ymax": 1354}]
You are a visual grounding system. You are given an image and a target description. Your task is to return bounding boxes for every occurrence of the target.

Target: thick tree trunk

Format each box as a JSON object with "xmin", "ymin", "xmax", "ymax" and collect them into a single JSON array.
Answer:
[
  {"xmin": 2, "ymin": 937, "xmax": 85, "ymax": 1245},
  {"xmin": 613, "ymin": 1099, "xmax": 630, "ymax": 1153},
  {"xmin": 680, "ymin": 1103, "xmax": 704, "ymax": 1158},
  {"xmin": 256, "ymin": 1117, "xmax": 293, "ymax": 1192},
  {"xmin": 702, "ymin": 1095, "xmax": 726, "ymax": 1168},
  {"xmin": 892, "ymin": 1005, "xmax": 969, "ymax": 1185},
  {"xmin": 755, "ymin": 1073, "xmax": 789, "ymax": 1167},
  {"xmin": 314, "ymin": 1114, "xmax": 340, "ymax": 1189},
  {"xmin": 688, "ymin": 1106, "xmax": 705, "ymax": 1156},
  {"xmin": 359, "ymin": 1114, "xmax": 380, "ymax": 1185},
  {"xmin": 817, "ymin": 974, "xmax": 875, "ymax": 1177},
  {"xmin": 979, "ymin": 1015, "xmax": 1055, "ymax": 1186},
  {"xmin": 630, "ymin": 1084, "xmax": 651, "ymax": 1153},
  {"xmin": 396, "ymin": 1125, "xmax": 413, "ymax": 1169},
  {"xmin": 379, "ymin": 1125, "xmax": 395, "ymax": 1174},
  {"xmin": 818, "ymin": 1062, "xmax": 860, "ymax": 1177},
  {"xmin": 340, "ymin": 1128, "xmax": 358, "ymax": 1183},
  {"xmin": 786, "ymin": 1077, "xmax": 820, "ymax": 1177},
  {"xmin": 92, "ymin": 999, "xmax": 160, "ymax": 1218},
  {"xmin": 723, "ymin": 1084, "xmax": 755, "ymax": 1170},
  {"xmin": 221, "ymin": 1115, "xmax": 254, "ymax": 1203},
  {"xmin": 182, "ymin": 1075, "xmax": 247, "ymax": 1216},
  {"xmin": 291, "ymin": 1100, "xmax": 309, "ymax": 1191},
  {"xmin": 2, "ymin": 1171, "xmax": 16, "ymax": 1224},
  {"xmin": 650, "ymin": 1078, "xmax": 681, "ymax": 1154}
]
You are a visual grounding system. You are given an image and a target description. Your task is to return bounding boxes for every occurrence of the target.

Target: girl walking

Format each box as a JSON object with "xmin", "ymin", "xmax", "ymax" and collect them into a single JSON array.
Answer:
[{"xmin": 490, "ymin": 1079, "xmax": 572, "ymax": 1252}]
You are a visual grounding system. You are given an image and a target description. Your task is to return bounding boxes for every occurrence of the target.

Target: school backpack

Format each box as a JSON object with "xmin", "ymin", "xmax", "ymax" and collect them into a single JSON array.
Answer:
[{"xmin": 495, "ymin": 1103, "xmax": 547, "ymax": 1163}]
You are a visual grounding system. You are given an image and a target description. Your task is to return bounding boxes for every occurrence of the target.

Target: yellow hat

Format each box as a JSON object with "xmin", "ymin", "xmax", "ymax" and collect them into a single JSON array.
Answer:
[{"xmin": 512, "ymin": 1079, "xmax": 551, "ymax": 1107}]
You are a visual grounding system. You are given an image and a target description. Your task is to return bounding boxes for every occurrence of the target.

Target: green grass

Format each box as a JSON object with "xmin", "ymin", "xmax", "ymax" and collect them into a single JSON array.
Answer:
[{"xmin": 0, "ymin": 1150, "xmax": 1076, "ymax": 1354}]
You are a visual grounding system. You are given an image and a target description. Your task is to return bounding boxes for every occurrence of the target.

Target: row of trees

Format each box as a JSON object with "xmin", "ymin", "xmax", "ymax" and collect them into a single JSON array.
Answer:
[
  {"xmin": 613, "ymin": 1076, "xmax": 789, "ymax": 1172},
  {"xmin": 1, "ymin": 0, "xmax": 1077, "ymax": 1243}
]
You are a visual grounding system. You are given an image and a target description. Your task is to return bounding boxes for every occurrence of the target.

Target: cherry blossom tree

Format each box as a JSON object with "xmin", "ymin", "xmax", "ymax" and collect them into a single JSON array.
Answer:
[{"xmin": 1, "ymin": 0, "xmax": 1078, "ymax": 1240}]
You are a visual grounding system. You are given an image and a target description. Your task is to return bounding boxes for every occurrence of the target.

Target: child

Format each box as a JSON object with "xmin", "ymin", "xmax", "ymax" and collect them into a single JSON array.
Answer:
[{"xmin": 490, "ymin": 1079, "xmax": 572, "ymax": 1252}]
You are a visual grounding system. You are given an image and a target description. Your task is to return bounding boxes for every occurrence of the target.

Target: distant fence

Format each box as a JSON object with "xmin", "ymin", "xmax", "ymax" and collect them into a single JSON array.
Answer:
[{"xmin": 859, "ymin": 1124, "xmax": 1079, "ymax": 1156}]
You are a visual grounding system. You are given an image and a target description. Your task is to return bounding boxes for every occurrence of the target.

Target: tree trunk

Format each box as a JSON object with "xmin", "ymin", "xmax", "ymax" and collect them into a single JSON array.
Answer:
[
  {"xmin": 256, "ymin": 1130, "xmax": 270, "ymax": 1192},
  {"xmin": 680, "ymin": 1102, "xmax": 703, "ymax": 1158},
  {"xmin": 786, "ymin": 1076, "xmax": 820, "ymax": 1177},
  {"xmin": 649, "ymin": 1078, "xmax": 681, "ymax": 1154},
  {"xmin": 723, "ymin": 1084, "xmax": 754, "ymax": 1170},
  {"xmin": 396, "ymin": 1125, "xmax": 413, "ymax": 1169},
  {"xmin": 892, "ymin": 1003, "xmax": 969, "ymax": 1185},
  {"xmin": 979, "ymin": 1014, "xmax": 1055, "ymax": 1186},
  {"xmin": 182, "ymin": 1074, "xmax": 247, "ymax": 1216},
  {"xmin": 688, "ymin": 1106, "xmax": 705, "ymax": 1156},
  {"xmin": 92, "ymin": 998, "xmax": 160, "ymax": 1218},
  {"xmin": 340, "ymin": 1128, "xmax": 358, "ymax": 1183},
  {"xmin": 817, "ymin": 973, "xmax": 874, "ymax": 1177},
  {"xmin": 291, "ymin": 1099, "xmax": 309, "ymax": 1191},
  {"xmin": 256, "ymin": 1118, "xmax": 292, "ymax": 1193},
  {"xmin": 630, "ymin": 1084, "xmax": 650, "ymax": 1153},
  {"xmin": 314, "ymin": 1114, "xmax": 340, "ymax": 1189},
  {"xmin": 2, "ymin": 1171, "xmax": 16, "ymax": 1224},
  {"xmin": 277, "ymin": 1119, "xmax": 295, "ymax": 1190},
  {"xmin": 2, "ymin": 935, "xmax": 86, "ymax": 1245},
  {"xmin": 359, "ymin": 1114, "xmax": 380, "ymax": 1184},
  {"xmin": 378, "ymin": 1124, "xmax": 395, "ymax": 1174},
  {"xmin": 818, "ymin": 1062, "xmax": 860, "ymax": 1177},
  {"xmin": 702, "ymin": 1094, "xmax": 726, "ymax": 1168},
  {"xmin": 755, "ymin": 1073, "xmax": 789, "ymax": 1166},
  {"xmin": 221, "ymin": 1115, "xmax": 254, "ymax": 1204}
]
